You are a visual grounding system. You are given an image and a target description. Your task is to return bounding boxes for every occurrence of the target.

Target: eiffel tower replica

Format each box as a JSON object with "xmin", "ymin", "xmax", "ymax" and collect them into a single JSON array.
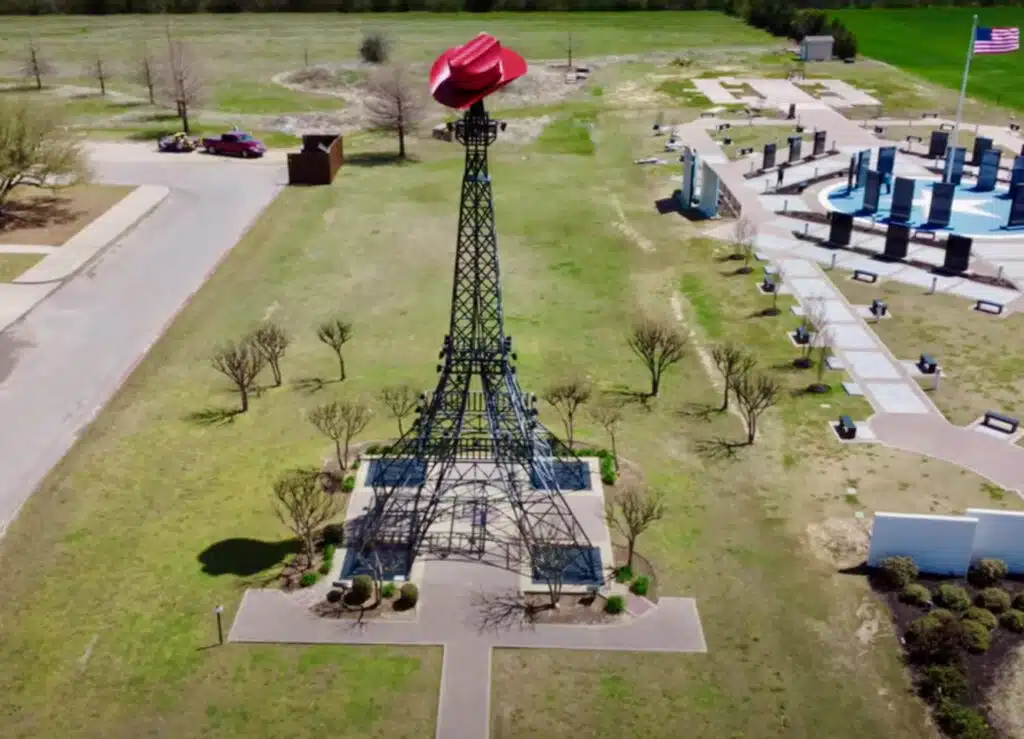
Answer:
[{"xmin": 352, "ymin": 100, "xmax": 599, "ymax": 584}]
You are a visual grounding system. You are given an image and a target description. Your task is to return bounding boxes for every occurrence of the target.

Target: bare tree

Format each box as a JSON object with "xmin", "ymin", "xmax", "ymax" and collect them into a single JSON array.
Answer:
[
  {"xmin": 627, "ymin": 318, "xmax": 687, "ymax": 398},
  {"xmin": 605, "ymin": 483, "xmax": 665, "ymax": 570},
  {"xmin": 810, "ymin": 326, "xmax": 834, "ymax": 393},
  {"xmin": 89, "ymin": 56, "xmax": 108, "ymax": 96},
  {"xmin": 316, "ymin": 317, "xmax": 353, "ymax": 381},
  {"xmin": 732, "ymin": 217, "xmax": 757, "ymax": 270},
  {"xmin": 733, "ymin": 371, "xmax": 781, "ymax": 444},
  {"xmin": 529, "ymin": 529, "xmax": 572, "ymax": 609},
  {"xmin": 379, "ymin": 383, "xmax": 418, "ymax": 437},
  {"xmin": 22, "ymin": 41, "xmax": 54, "ymax": 91},
  {"xmin": 272, "ymin": 467, "xmax": 340, "ymax": 567},
  {"xmin": 250, "ymin": 323, "xmax": 290, "ymax": 387},
  {"xmin": 589, "ymin": 396, "xmax": 624, "ymax": 471},
  {"xmin": 711, "ymin": 343, "xmax": 757, "ymax": 412},
  {"xmin": 543, "ymin": 375, "xmax": 592, "ymax": 447},
  {"xmin": 210, "ymin": 338, "xmax": 266, "ymax": 412},
  {"xmin": 308, "ymin": 398, "xmax": 372, "ymax": 472},
  {"xmin": 364, "ymin": 64, "xmax": 425, "ymax": 160},
  {"xmin": 766, "ymin": 262, "xmax": 785, "ymax": 316},
  {"xmin": 0, "ymin": 100, "xmax": 85, "ymax": 211},
  {"xmin": 567, "ymin": 31, "xmax": 573, "ymax": 69},
  {"xmin": 160, "ymin": 30, "xmax": 205, "ymax": 134},
  {"xmin": 134, "ymin": 48, "xmax": 157, "ymax": 104},
  {"xmin": 797, "ymin": 297, "xmax": 829, "ymax": 367}
]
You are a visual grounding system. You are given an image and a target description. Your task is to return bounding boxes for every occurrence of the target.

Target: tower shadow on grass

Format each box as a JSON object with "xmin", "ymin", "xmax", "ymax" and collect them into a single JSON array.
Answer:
[
  {"xmin": 198, "ymin": 537, "xmax": 300, "ymax": 577},
  {"xmin": 184, "ymin": 407, "xmax": 241, "ymax": 426},
  {"xmin": 345, "ymin": 152, "xmax": 413, "ymax": 167}
]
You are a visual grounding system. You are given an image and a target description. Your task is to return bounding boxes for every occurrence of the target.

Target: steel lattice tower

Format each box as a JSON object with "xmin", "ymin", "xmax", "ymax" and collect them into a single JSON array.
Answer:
[{"xmin": 353, "ymin": 101, "xmax": 598, "ymax": 582}]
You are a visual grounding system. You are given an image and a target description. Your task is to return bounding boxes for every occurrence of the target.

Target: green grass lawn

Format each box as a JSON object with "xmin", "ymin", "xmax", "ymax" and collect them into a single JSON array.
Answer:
[
  {"xmin": 0, "ymin": 253, "xmax": 44, "ymax": 281},
  {"xmin": 212, "ymin": 81, "xmax": 344, "ymax": 115},
  {"xmin": 835, "ymin": 8, "xmax": 1024, "ymax": 110}
]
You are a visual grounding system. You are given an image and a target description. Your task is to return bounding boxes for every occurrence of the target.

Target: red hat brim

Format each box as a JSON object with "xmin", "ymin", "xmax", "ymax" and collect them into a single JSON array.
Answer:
[{"xmin": 429, "ymin": 45, "xmax": 527, "ymax": 110}]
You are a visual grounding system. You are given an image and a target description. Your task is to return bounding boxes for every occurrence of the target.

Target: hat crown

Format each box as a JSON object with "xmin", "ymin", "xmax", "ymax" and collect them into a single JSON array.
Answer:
[{"xmin": 448, "ymin": 33, "xmax": 503, "ymax": 91}]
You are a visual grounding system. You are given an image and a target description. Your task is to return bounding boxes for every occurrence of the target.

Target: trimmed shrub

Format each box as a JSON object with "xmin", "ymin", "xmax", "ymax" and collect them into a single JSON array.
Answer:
[
  {"xmin": 326, "ymin": 589, "xmax": 343, "ymax": 604},
  {"xmin": 630, "ymin": 575, "xmax": 650, "ymax": 597},
  {"xmin": 879, "ymin": 556, "xmax": 918, "ymax": 589},
  {"xmin": 605, "ymin": 595, "xmax": 626, "ymax": 614},
  {"xmin": 919, "ymin": 664, "xmax": 968, "ymax": 704},
  {"xmin": 599, "ymin": 453, "xmax": 616, "ymax": 486},
  {"xmin": 359, "ymin": 32, "xmax": 389, "ymax": 64},
  {"xmin": 299, "ymin": 572, "xmax": 319, "ymax": 588},
  {"xmin": 341, "ymin": 476, "xmax": 356, "ymax": 493},
  {"xmin": 961, "ymin": 620, "xmax": 991, "ymax": 653},
  {"xmin": 906, "ymin": 610, "xmax": 962, "ymax": 664},
  {"xmin": 935, "ymin": 699, "xmax": 994, "ymax": 739},
  {"xmin": 381, "ymin": 582, "xmax": 396, "ymax": 599},
  {"xmin": 1000, "ymin": 609, "xmax": 1024, "ymax": 633},
  {"xmin": 975, "ymin": 587, "xmax": 1012, "ymax": 614},
  {"xmin": 1014, "ymin": 593, "xmax": 1024, "ymax": 611},
  {"xmin": 323, "ymin": 544, "xmax": 336, "ymax": 564},
  {"xmin": 968, "ymin": 559, "xmax": 1008, "ymax": 587},
  {"xmin": 963, "ymin": 607, "xmax": 998, "ymax": 631},
  {"xmin": 934, "ymin": 584, "xmax": 971, "ymax": 612},
  {"xmin": 615, "ymin": 565, "xmax": 634, "ymax": 584},
  {"xmin": 322, "ymin": 523, "xmax": 346, "ymax": 546},
  {"xmin": 350, "ymin": 574, "xmax": 374, "ymax": 605},
  {"xmin": 399, "ymin": 582, "xmax": 419, "ymax": 607},
  {"xmin": 318, "ymin": 561, "xmax": 331, "ymax": 576},
  {"xmin": 900, "ymin": 583, "xmax": 931, "ymax": 607}
]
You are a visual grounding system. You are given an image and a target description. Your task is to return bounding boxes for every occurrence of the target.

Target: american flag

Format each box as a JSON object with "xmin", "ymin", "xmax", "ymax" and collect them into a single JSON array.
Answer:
[{"xmin": 973, "ymin": 26, "xmax": 1020, "ymax": 55}]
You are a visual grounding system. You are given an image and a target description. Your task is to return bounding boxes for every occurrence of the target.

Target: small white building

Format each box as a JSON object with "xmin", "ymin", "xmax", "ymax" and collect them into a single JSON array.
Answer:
[{"xmin": 799, "ymin": 35, "xmax": 834, "ymax": 62}]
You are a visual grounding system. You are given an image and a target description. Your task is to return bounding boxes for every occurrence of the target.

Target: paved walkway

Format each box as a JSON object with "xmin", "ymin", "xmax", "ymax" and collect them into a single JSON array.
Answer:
[
  {"xmin": 230, "ymin": 560, "xmax": 706, "ymax": 739},
  {"xmin": 675, "ymin": 100, "xmax": 1024, "ymax": 495}
]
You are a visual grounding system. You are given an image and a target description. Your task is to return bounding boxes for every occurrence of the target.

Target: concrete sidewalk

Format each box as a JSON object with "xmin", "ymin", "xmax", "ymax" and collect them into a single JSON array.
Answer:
[{"xmin": 0, "ymin": 184, "xmax": 168, "ymax": 332}]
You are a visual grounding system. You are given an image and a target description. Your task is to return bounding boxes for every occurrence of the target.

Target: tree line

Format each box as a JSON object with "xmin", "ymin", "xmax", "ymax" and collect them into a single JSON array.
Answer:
[{"xmin": 6, "ymin": 0, "xmax": 1018, "ymax": 14}]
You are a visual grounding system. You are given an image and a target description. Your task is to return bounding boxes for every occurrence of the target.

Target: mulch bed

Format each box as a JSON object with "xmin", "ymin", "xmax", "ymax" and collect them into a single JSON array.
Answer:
[
  {"xmin": 527, "ymin": 593, "xmax": 624, "ymax": 626},
  {"xmin": 311, "ymin": 595, "xmax": 416, "ymax": 622},
  {"xmin": 875, "ymin": 575, "xmax": 1024, "ymax": 715}
]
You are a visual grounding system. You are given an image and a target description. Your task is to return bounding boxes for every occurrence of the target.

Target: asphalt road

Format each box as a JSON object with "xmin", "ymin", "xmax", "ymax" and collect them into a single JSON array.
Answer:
[{"xmin": 0, "ymin": 144, "xmax": 284, "ymax": 536}]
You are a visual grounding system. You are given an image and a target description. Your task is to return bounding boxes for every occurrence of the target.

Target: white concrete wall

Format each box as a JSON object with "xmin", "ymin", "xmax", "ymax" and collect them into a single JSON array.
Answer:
[
  {"xmin": 967, "ymin": 508, "xmax": 1024, "ymax": 571},
  {"xmin": 867, "ymin": 512, "xmax": 978, "ymax": 575}
]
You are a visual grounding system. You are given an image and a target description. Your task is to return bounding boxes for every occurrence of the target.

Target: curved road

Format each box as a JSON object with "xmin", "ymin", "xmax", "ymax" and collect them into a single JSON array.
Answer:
[{"xmin": 0, "ymin": 143, "xmax": 284, "ymax": 536}]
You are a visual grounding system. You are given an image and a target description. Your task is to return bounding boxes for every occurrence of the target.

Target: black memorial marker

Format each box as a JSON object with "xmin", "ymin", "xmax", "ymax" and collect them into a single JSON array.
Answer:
[
  {"xmin": 944, "ymin": 234, "xmax": 972, "ymax": 273},
  {"xmin": 828, "ymin": 212, "xmax": 853, "ymax": 247},
  {"xmin": 883, "ymin": 223, "xmax": 910, "ymax": 260}
]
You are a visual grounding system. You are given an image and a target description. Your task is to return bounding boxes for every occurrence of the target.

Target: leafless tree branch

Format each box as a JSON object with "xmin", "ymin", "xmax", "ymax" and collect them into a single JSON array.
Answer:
[
  {"xmin": 627, "ymin": 317, "xmax": 687, "ymax": 398},
  {"xmin": 363, "ymin": 64, "xmax": 425, "ymax": 160}
]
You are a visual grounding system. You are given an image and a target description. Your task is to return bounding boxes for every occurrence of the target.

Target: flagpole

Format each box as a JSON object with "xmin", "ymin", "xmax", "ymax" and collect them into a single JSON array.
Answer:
[{"xmin": 946, "ymin": 14, "xmax": 978, "ymax": 182}]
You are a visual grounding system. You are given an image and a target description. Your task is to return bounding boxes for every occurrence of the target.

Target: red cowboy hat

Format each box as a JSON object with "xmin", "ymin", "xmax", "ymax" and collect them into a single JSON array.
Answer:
[{"xmin": 429, "ymin": 33, "xmax": 528, "ymax": 110}]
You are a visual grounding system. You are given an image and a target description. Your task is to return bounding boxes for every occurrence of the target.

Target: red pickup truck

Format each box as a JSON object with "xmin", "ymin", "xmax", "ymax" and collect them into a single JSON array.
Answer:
[{"xmin": 202, "ymin": 132, "xmax": 266, "ymax": 158}]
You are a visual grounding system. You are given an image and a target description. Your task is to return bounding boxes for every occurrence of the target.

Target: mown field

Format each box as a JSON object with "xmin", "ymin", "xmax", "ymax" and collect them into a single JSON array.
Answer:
[{"xmin": 835, "ymin": 7, "xmax": 1024, "ymax": 111}]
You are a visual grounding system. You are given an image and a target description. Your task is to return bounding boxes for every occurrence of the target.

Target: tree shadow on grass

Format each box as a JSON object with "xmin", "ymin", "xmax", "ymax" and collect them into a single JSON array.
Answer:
[
  {"xmin": 678, "ymin": 401, "xmax": 721, "ymax": 423},
  {"xmin": 345, "ymin": 151, "xmax": 412, "ymax": 167},
  {"xmin": 693, "ymin": 436, "xmax": 748, "ymax": 461},
  {"xmin": 0, "ymin": 195, "xmax": 77, "ymax": 233},
  {"xmin": 607, "ymin": 386, "xmax": 653, "ymax": 410},
  {"xmin": 293, "ymin": 376, "xmax": 329, "ymax": 395},
  {"xmin": 198, "ymin": 537, "xmax": 299, "ymax": 577},
  {"xmin": 184, "ymin": 407, "xmax": 241, "ymax": 426}
]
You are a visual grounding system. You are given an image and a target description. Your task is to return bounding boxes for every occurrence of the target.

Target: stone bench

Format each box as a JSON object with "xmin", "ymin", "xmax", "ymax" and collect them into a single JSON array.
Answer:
[
  {"xmin": 853, "ymin": 269, "xmax": 879, "ymax": 284},
  {"xmin": 983, "ymin": 411, "xmax": 1020, "ymax": 435},
  {"xmin": 837, "ymin": 415, "xmax": 857, "ymax": 440},
  {"xmin": 975, "ymin": 299, "xmax": 1004, "ymax": 315}
]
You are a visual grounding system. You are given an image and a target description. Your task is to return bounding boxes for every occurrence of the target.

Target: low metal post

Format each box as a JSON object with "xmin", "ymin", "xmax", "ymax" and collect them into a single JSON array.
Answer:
[
  {"xmin": 215, "ymin": 605, "xmax": 224, "ymax": 646},
  {"xmin": 930, "ymin": 276, "xmax": 938, "ymax": 294}
]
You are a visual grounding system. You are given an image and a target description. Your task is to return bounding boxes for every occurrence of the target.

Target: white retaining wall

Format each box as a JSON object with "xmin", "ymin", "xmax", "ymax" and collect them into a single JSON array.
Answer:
[
  {"xmin": 867, "ymin": 512, "xmax": 978, "ymax": 575},
  {"xmin": 868, "ymin": 508, "xmax": 1024, "ymax": 575}
]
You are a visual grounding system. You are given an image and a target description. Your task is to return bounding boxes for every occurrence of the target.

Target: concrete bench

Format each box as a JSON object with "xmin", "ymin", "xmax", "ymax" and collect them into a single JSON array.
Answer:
[
  {"xmin": 918, "ymin": 353, "xmax": 938, "ymax": 374},
  {"xmin": 761, "ymin": 276, "xmax": 776, "ymax": 293},
  {"xmin": 983, "ymin": 411, "xmax": 1020, "ymax": 435},
  {"xmin": 837, "ymin": 415, "xmax": 857, "ymax": 440},
  {"xmin": 975, "ymin": 299, "xmax": 1004, "ymax": 315},
  {"xmin": 870, "ymin": 298, "xmax": 888, "ymax": 317},
  {"xmin": 1011, "ymin": 123, "xmax": 1021, "ymax": 133},
  {"xmin": 914, "ymin": 229, "xmax": 937, "ymax": 241},
  {"xmin": 853, "ymin": 269, "xmax": 879, "ymax": 284},
  {"xmin": 793, "ymin": 325, "xmax": 810, "ymax": 345}
]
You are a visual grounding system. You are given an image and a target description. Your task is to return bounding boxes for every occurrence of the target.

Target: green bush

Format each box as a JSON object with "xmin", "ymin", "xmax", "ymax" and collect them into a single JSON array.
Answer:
[
  {"xmin": 961, "ymin": 620, "xmax": 991, "ymax": 653},
  {"xmin": 323, "ymin": 544, "xmax": 336, "ymax": 564},
  {"xmin": 976, "ymin": 587, "xmax": 1012, "ymax": 614},
  {"xmin": 350, "ymin": 574, "xmax": 374, "ymax": 605},
  {"xmin": 599, "ymin": 453, "xmax": 616, "ymax": 486},
  {"xmin": 900, "ymin": 584, "xmax": 931, "ymax": 607},
  {"xmin": 919, "ymin": 665, "xmax": 968, "ymax": 704},
  {"xmin": 605, "ymin": 595, "xmax": 626, "ymax": 614},
  {"xmin": 906, "ymin": 610, "xmax": 962, "ymax": 664},
  {"xmin": 381, "ymin": 582, "xmax": 396, "ymax": 599},
  {"xmin": 1014, "ymin": 593, "xmax": 1024, "ymax": 611},
  {"xmin": 963, "ymin": 607, "xmax": 998, "ymax": 631},
  {"xmin": 359, "ymin": 32, "xmax": 390, "ymax": 64},
  {"xmin": 879, "ymin": 556, "xmax": 918, "ymax": 589},
  {"xmin": 322, "ymin": 523, "xmax": 346, "ymax": 546},
  {"xmin": 299, "ymin": 572, "xmax": 319, "ymax": 588},
  {"xmin": 630, "ymin": 575, "xmax": 650, "ymax": 597},
  {"xmin": 341, "ymin": 476, "xmax": 356, "ymax": 493},
  {"xmin": 935, "ymin": 699, "xmax": 993, "ymax": 739},
  {"xmin": 399, "ymin": 582, "xmax": 419, "ymax": 607},
  {"xmin": 615, "ymin": 565, "xmax": 634, "ymax": 584},
  {"xmin": 326, "ymin": 589, "xmax": 343, "ymax": 604},
  {"xmin": 934, "ymin": 584, "xmax": 971, "ymax": 612},
  {"xmin": 1000, "ymin": 609, "xmax": 1024, "ymax": 633},
  {"xmin": 318, "ymin": 561, "xmax": 331, "ymax": 575},
  {"xmin": 968, "ymin": 559, "xmax": 1009, "ymax": 587}
]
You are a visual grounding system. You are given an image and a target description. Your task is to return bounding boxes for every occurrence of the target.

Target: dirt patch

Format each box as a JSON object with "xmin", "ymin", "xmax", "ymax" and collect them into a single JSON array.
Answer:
[
  {"xmin": 0, "ymin": 183, "xmax": 133, "ymax": 246},
  {"xmin": 528, "ymin": 592, "xmax": 626, "ymax": 625},
  {"xmin": 805, "ymin": 516, "xmax": 871, "ymax": 568},
  {"xmin": 311, "ymin": 593, "xmax": 417, "ymax": 622},
  {"xmin": 989, "ymin": 644, "xmax": 1024, "ymax": 738}
]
